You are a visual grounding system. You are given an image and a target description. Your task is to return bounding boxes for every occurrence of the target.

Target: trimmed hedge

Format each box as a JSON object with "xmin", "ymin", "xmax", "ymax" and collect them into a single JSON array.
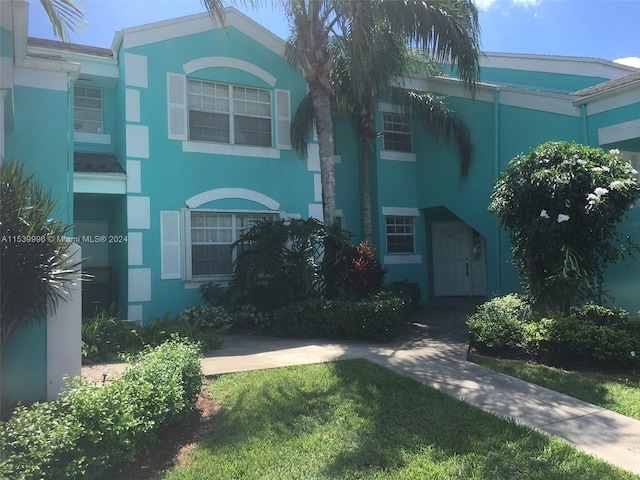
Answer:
[
  {"xmin": 0, "ymin": 337, "xmax": 203, "ymax": 480},
  {"xmin": 272, "ymin": 293, "xmax": 408, "ymax": 343},
  {"xmin": 467, "ymin": 297, "xmax": 640, "ymax": 369}
]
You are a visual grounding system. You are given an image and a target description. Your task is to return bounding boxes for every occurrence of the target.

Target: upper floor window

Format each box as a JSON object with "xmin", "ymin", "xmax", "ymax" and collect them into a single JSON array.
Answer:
[
  {"xmin": 386, "ymin": 215, "xmax": 415, "ymax": 253},
  {"xmin": 188, "ymin": 80, "xmax": 272, "ymax": 147},
  {"xmin": 74, "ymin": 86, "xmax": 103, "ymax": 133},
  {"xmin": 382, "ymin": 113, "xmax": 411, "ymax": 152}
]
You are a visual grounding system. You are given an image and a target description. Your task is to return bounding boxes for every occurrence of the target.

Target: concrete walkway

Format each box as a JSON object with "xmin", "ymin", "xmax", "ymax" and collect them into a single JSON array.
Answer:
[
  {"xmin": 85, "ymin": 301, "xmax": 640, "ymax": 475},
  {"xmin": 200, "ymin": 308, "xmax": 640, "ymax": 475}
]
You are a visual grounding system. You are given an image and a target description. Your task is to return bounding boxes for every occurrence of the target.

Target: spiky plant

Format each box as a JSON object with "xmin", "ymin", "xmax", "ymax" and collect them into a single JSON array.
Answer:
[{"xmin": 0, "ymin": 161, "xmax": 80, "ymax": 350}]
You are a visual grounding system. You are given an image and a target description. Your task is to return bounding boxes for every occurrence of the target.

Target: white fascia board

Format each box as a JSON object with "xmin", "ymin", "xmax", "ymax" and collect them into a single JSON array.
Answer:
[
  {"xmin": 14, "ymin": 62, "xmax": 79, "ymax": 91},
  {"xmin": 12, "ymin": 0, "xmax": 28, "ymax": 65},
  {"xmin": 481, "ymin": 52, "xmax": 638, "ymax": 80},
  {"xmin": 0, "ymin": 57, "xmax": 13, "ymax": 90},
  {"xmin": 74, "ymin": 173, "xmax": 127, "ymax": 194},
  {"xmin": 573, "ymin": 81, "xmax": 640, "ymax": 113},
  {"xmin": 28, "ymin": 47, "xmax": 119, "ymax": 82},
  {"xmin": 404, "ymin": 75, "xmax": 495, "ymax": 103},
  {"xmin": 121, "ymin": 8, "xmax": 286, "ymax": 58}
]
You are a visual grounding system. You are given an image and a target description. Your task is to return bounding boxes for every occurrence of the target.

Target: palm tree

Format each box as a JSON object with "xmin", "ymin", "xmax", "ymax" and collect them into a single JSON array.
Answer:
[
  {"xmin": 292, "ymin": 0, "xmax": 480, "ymax": 242},
  {"xmin": 38, "ymin": 0, "xmax": 87, "ymax": 42}
]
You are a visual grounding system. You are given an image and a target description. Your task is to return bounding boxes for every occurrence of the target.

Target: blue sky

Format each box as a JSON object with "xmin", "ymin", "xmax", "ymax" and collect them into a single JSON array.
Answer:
[{"xmin": 27, "ymin": 0, "xmax": 640, "ymax": 67}]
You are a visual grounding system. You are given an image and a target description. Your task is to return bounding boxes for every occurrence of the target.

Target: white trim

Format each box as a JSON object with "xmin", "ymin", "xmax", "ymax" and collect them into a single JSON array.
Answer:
[
  {"xmin": 126, "ymin": 124, "xmax": 150, "ymax": 158},
  {"xmin": 128, "ymin": 232, "xmax": 143, "ymax": 266},
  {"xmin": 183, "ymin": 57, "xmax": 277, "ymax": 87},
  {"xmin": 73, "ymin": 173, "xmax": 126, "ymax": 194},
  {"xmin": 380, "ymin": 151, "xmax": 416, "ymax": 162},
  {"xmin": 128, "ymin": 268, "xmax": 151, "ymax": 302},
  {"xmin": 314, "ymin": 174, "xmax": 322, "ymax": 202},
  {"xmin": 13, "ymin": 66, "xmax": 73, "ymax": 91},
  {"xmin": 0, "ymin": 57, "xmax": 13, "ymax": 90},
  {"xmin": 183, "ymin": 140, "xmax": 280, "ymax": 158},
  {"xmin": 498, "ymin": 88, "xmax": 580, "ymax": 117},
  {"xmin": 481, "ymin": 52, "xmax": 637, "ymax": 79},
  {"xmin": 383, "ymin": 254, "xmax": 423, "ymax": 265},
  {"xmin": 126, "ymin": 160, "xmax": 141, "ymax": 193},
  {"xmin": 382, "ymin": 207, "xmax": 420, "ymax": 217},
  {"xmin": 581, "ymin": 88, "xmax": 640, "ymax": 115},
  {"xmin": 307, "ymin": 143, "xmax": 320, "ymax": 171},
  {"xmin": 121, "ymin": 8, "xmax": 286, "ymax": 57},
  {"xmin": 275, "ymin": 89, "xmax": 292, "ymax": 149},
  {"xmin": 378, "ymin": 102, "xmax": 408, "ymax": 114},
  {"xmin": 74, "ymin": 132, "xmax": 111, "ymax": 145},
  {"xmin": 160, "ymin": 211, "xmax": 182, "ymax": 279},
  {"xmin": 185, "ymin": 188, "xmax": 280, "ymax": 210},
  {"xmin": 124, "ymin": 53, "xmax": 148, "ymax": 88},
  {"xmin": 127, "ymin": 305, "xmax": 143, "ymax": 323},
  {"xmin": 127, "ymin": 196, "xmax": 151, "ymax": 229},
  {"xmin": 598, "ymin": 119, "xmax": 640, "ymax": 146},
  {"xmin": 126, "ymin": 89, "xmax": 141, "ymax": 122},
  {"xmin": 308, "ymin": 203, "xmax": 323, "ymax": 220}
]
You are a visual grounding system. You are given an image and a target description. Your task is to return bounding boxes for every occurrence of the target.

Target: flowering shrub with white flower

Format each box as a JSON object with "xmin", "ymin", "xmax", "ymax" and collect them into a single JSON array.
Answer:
[{"xmin": 490, "ymin": 141, "xmax": 640, "ymax": 313}]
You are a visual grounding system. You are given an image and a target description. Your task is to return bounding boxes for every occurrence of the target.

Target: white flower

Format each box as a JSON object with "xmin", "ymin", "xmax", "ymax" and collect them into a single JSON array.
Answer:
[
  {"xmin": 594, "ymin": 187, "xmax": 609, "ymax": 197},
  {"xmin": 631, "ymin": 351, "xmax": 636, "ymax": 358},
  {"xmin": 609, "ymin": 149, "xmax": 620, "ymax": 156},
  {"xmin": 577, "ymin": 159, "xmax": 587, "ymax": 166},
  {"xmin": 609, "ymin": 180, "xmax": 625, "ymax": 190},
  {"xmin": 540, "ymin": 210, "xmax": 550, "ymax": 219},
  {"xmin": 557, "ymin": 214, "xmax": 570, "ymax": 223}
]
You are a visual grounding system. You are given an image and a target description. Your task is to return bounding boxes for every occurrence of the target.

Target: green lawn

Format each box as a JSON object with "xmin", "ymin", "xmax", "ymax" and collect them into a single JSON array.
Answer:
[
  {"xmin": 471, "ymin": 354, "xmax": 640, "ymax": 421},
  {"xmin": 159, "ymin": 359, "xmax": 638, "ymax": 479}
]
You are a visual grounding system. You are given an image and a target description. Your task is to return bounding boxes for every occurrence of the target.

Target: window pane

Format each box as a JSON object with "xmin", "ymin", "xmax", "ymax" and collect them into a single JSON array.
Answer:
[
  {"xmin": 382, "ymin": 113, "xmax": 411, "ymax": 152},
  {"xmin": 234, "ymin": 116, "xmax": 271, "ymax": 146},
  {"xmin": 386, "ymin": 216, "xmax": 415, "ymax": 253},
  {"xmin": 74, "ymin": 86, "xmax": 103, "ymax": 133},
  {"xmin": 192, "ymin": 245, "xmax": 233, "ymax": 275},
  {"xmin": 189, "ymin": 110, "xmax": 229, "ymax": 143}
]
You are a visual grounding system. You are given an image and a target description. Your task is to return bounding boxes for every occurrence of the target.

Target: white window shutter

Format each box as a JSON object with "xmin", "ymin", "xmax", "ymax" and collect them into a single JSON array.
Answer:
[
  {"xmin": 160, "ymin": 211, "xmax": 181, "ymax": 279},
  {"xmin": 167, "ymin": 73, "xmax": 188, "ymax": 140},
  {"xmin": 275, "ymin": 89, "xmax": 291, "ymax": 150}
]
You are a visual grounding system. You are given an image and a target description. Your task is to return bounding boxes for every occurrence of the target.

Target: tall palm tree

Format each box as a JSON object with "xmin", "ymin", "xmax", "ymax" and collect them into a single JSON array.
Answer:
[
  {"xmin": 292, "ymin": 0, "xmax": 480, "ymax": 242},
  {"xmin": 39, "ymin": 0, "xmax": 87, "ymax": 42}
]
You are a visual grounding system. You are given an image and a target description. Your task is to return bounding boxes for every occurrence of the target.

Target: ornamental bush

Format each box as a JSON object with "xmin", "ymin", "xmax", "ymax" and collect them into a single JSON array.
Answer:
[
  {"xmin": 489, "ymin": 142, "xmax": 640, "ymax": 313},
  {"xmin": 272, "ymin": 293, "xmax": 408, "ymax": 342},
  {"xmin": 0, "ymin": 337, "xmax": 203, "ymax": 480}
]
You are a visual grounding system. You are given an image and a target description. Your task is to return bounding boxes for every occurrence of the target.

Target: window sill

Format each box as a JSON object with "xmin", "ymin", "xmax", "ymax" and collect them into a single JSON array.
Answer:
[
  {"xmin": 183, "ymin": 141, "xmax": 281, "ymax": 159},
  {"xmin": 380, "ymin": 150, "xmax": 416, "ymax": 162},
  {"xmin": 383, "ymin": 254, "xmax": 422, "ymax": 265},
  {"xmin": 183, "ymin": 276, "xmax": 232, "ymax": 289},
  {"xmin": 75, "ymin": 132, "xmax": 111, "ymax": 145}
]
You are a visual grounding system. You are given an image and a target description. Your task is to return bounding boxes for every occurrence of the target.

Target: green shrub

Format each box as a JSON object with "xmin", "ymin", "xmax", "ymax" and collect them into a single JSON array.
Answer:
[
  {"xmin": 81, "ymin": 310, "xmax": 143, "ymax": 363},
  {"xmin": 382, "ymin": 280, "xmax": 421, "ymax": 310},
  {"xmin": 272, "ymin": 293, "xmax": 407, "ymax": 342},
  {"xmin": 523, "ymin": 314, "xmax": 640, "ymax": 368},
  {"xmin": 0, "ymin": 337, "xmax": 203, "ymax": 480},
  {"xmin": 467, "ymin": 294, "xmax": 532, "ymax": 351}
]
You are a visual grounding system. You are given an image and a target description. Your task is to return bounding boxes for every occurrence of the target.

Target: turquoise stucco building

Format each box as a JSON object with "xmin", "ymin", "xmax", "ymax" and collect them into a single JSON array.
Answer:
[{"xmin": 1, "ymin": 1, "xmax": 639, "ymax": 399}]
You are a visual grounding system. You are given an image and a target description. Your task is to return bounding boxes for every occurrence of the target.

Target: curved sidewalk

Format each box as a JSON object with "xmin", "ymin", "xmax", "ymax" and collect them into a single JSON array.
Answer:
[{"xmin": 202, "ymin": 329, "xmax": 640, "ymax": 475}]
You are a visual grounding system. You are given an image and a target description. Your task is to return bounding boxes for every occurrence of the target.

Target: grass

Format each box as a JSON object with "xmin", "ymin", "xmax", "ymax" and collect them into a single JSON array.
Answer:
[
  {"xmin": 159, "ymin": 359, "xmax": 638, "ymax": 479},
  {"xmin": 471, "ymin": 353, "xmax": 640, "ymax": 421}
]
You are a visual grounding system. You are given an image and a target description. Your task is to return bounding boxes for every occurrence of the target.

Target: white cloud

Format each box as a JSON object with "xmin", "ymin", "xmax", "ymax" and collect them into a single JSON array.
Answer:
[
  {"xmin": 614, "ymin": 57, "xmax": 640, "ymax": 69},
  {"xmin": 474, "ymin": 0, "xmax": 540, "ymax": 9}
]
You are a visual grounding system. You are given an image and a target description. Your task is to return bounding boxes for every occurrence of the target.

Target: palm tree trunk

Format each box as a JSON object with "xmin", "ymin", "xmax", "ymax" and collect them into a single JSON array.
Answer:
[
  {"xmin": 361, "ymin": 142, "xmax": 373, "ymax": 243},
  {"xmin": 311, "ymin": 89, "xmax": 336, "ymax": 226}
]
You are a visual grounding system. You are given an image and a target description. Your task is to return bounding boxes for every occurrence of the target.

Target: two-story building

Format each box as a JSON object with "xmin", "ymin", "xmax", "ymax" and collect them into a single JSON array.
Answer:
[{"xmin": 2, "ymin": 0, "xmax": 639, "ymax": 400}]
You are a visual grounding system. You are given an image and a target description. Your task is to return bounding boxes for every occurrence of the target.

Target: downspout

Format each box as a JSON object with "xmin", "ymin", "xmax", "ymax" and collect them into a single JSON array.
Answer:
[
  {"xmin": 67, "ymin": 76, "xmax": 77, "ymax": 227},
  {"xmin": 580, "ymin": 104, "xmax": 589, "ymax": 146},
  {"xmin": 493, "ymin": 87, "xmax": 502, "ymax": 293}
]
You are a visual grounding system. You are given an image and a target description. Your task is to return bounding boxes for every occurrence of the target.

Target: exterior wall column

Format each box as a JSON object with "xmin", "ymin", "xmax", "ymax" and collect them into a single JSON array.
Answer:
[{"xmin": 0, "ymin": 89, "xmax": 6, "ymax": 163}]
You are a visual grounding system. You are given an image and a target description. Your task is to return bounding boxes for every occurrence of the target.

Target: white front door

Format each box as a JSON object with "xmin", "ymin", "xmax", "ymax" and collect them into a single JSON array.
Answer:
[{"xmin": 432, "ymin": 221, "xmax": 477, "ymax": 296}]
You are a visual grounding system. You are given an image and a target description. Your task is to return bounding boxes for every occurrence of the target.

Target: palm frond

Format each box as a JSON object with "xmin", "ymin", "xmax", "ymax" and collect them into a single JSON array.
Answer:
[
  {"xmin": 380, "ymin": 0, "xmax": 481, "ymax": 96},
  {"xmin": 39, "ymin": 0, "xmax": 86, "ymax": 42},
  {"xmin": 290, "ymin": 92, "xmax": 316, "ymax": 158}
]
